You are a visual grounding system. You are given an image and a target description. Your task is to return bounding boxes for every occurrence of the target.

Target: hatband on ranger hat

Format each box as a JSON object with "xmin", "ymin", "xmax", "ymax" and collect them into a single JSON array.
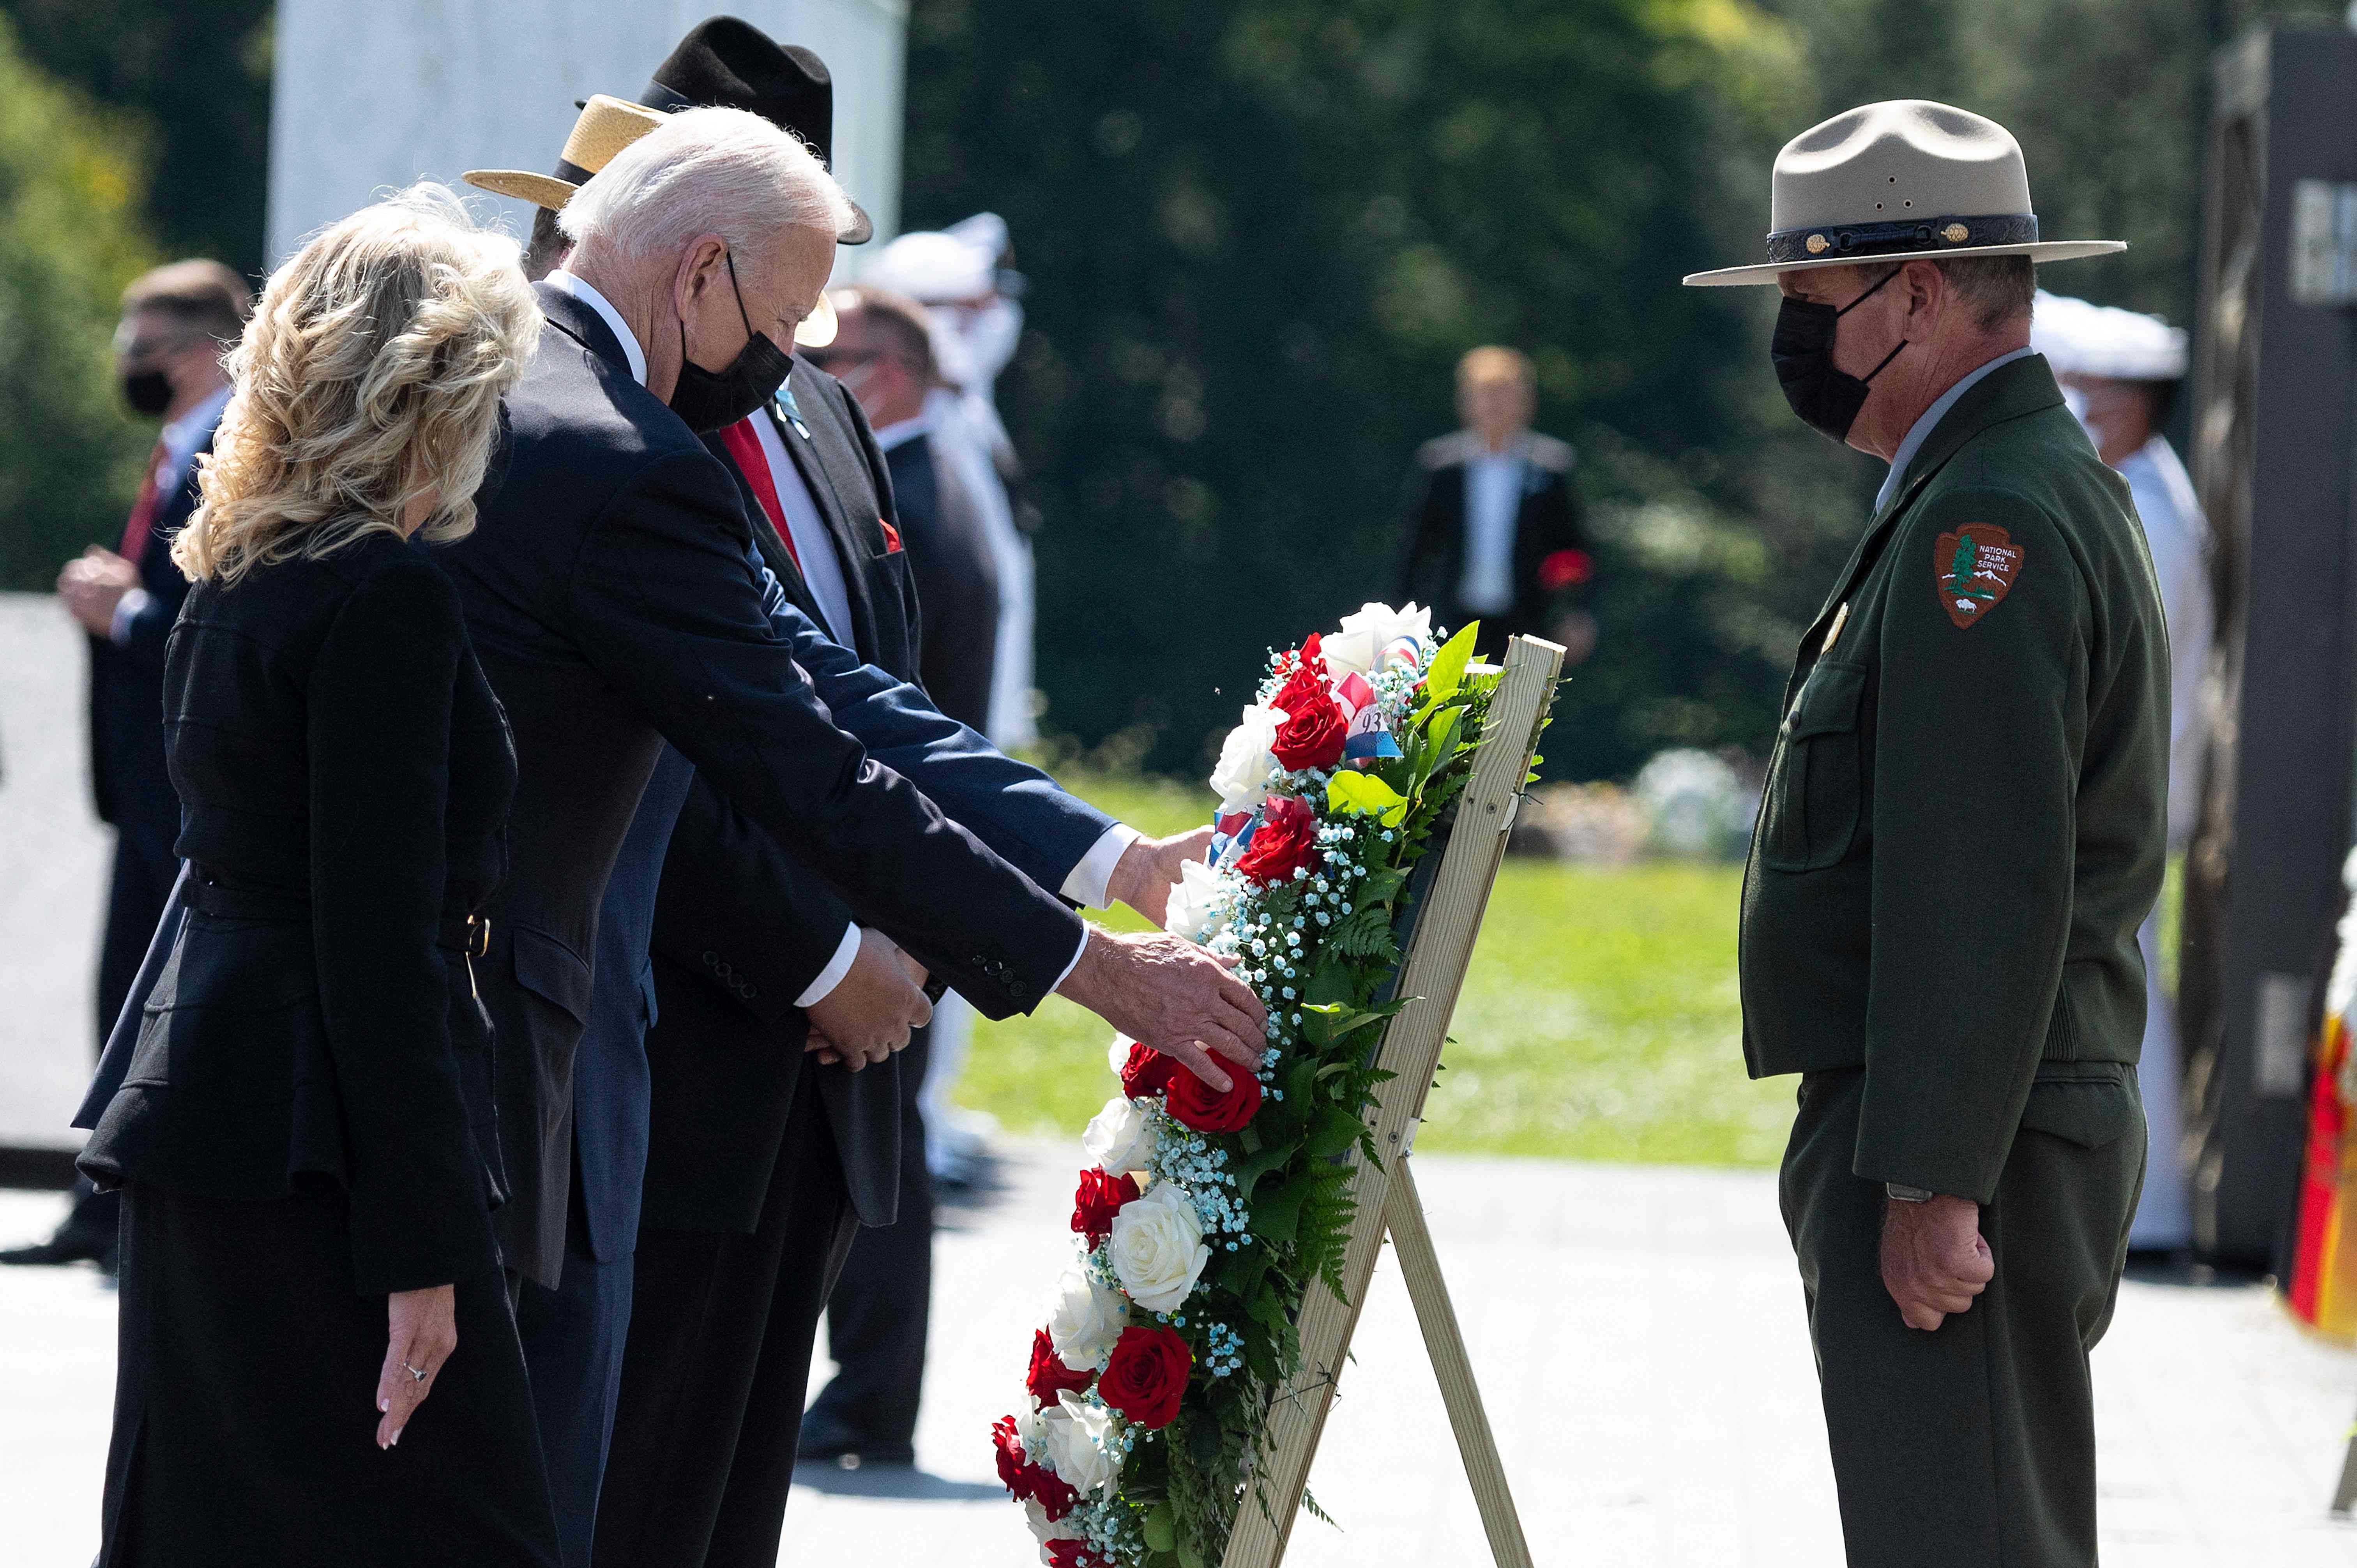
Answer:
[
  {"xmin": 1684, "ymin": 99, "xmax": 2124, "ymax": 288},
  {"xmin": 638, "ymin": 16, "xmax": 872, "ymax": 245},
  {"xmin": 463, "ymin": 95, "xmax": 668, "ymax": 212}
]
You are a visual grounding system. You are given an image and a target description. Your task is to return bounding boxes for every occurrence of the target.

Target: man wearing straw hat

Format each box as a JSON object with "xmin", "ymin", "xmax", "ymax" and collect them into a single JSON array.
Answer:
[{"xmin": 1689, "ymin": 101, "xmax": 2169, "ymax": 1564}]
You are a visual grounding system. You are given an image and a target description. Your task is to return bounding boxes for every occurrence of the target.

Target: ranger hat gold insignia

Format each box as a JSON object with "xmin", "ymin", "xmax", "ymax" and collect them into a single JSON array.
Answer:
[{"xmin": 1684, "ymin": 99, "xmax": 2124, "ymax": 287}]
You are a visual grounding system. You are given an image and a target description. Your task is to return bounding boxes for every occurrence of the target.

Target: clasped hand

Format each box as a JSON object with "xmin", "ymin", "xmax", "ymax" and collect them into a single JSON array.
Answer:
[
  {"xmin": 1880, "ymin": 1192, "xmax": 1994, "ymax": 1332},
  {"xmin": 806, "ymin": 926, "xmax": 930, "ymax": 1070}
]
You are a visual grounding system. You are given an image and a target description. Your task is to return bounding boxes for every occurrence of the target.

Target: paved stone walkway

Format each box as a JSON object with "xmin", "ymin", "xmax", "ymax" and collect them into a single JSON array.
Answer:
[{"xmin": 5, "ymin": 1145, "xmax": 2355, "ymax": 1566}]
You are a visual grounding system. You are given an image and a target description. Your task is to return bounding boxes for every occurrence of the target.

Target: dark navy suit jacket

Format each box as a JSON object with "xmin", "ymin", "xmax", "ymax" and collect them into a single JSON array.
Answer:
[{"xmin": 441, "ymin": 284, "xmax": 1084, "ymax": 1287}]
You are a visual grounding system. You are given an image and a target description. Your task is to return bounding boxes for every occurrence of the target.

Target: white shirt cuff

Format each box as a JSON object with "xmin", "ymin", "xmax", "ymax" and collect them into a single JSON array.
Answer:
[
  {"xmin": 1050, "ymin": 923, "xmax": 1092, "ymax": 997},
  {"xmin": 109, "ymin": 587, "xmax": 151, "ymax": 645},
  {"xmin": 1060, "ymin": 823, "xmax": 1142, "ymax": 909},
  {"xmin": 795, "ymin": 923, "xmax": 863, "ymax": 1009}
]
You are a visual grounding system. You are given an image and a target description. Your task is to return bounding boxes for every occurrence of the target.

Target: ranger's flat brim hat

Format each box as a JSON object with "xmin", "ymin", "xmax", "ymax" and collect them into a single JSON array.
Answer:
[
  {"xmin": 1683, "ymin": 99, "xmax": 2124, "ymax": 288},
  {"xmin": 463, "ymin": 95, "xmax": 666, "ymax": 213}
]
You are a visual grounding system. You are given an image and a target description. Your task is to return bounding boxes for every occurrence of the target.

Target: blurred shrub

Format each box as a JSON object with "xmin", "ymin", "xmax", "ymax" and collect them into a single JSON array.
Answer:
[{"xmin": 0, "ymin": 13, "xmax": 157, "ymax": 590}]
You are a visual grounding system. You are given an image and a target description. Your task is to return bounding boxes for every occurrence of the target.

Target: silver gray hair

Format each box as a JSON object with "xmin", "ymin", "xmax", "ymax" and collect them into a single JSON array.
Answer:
[{"xmin": 558, "ymin": 105, "xmax": 856, "ymax": 265}]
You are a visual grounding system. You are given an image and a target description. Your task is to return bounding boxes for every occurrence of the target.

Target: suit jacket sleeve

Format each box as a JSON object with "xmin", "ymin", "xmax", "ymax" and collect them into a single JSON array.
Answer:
[
  {"xmin": 1398, "ymin": 461, "xmax": 1445, "ymax": 606},
  {"xmin": 1855, "ymin": 488, "xmax": 2088, "ymax": 1202},
  {"xmin": 307, "ymin": 556, "xmax": 497, "ymax": 1294},
  {"xmin": 566, "ymin": 450, "xmax": 1084, "ymax": 1014},
  {"xmin": 651, "ymin": 538, "xmax": 1118, "ymax": 1024}
]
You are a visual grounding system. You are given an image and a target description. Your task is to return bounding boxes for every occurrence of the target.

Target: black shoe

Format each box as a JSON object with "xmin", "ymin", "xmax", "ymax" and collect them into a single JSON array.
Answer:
[
  {"xmin": 796, "ymin": 1419, "xmax": 914, "ymax": 1469},
  {"xmin": 0, "ymin": 1229, "xmax": 113, "ymax": 1268}
]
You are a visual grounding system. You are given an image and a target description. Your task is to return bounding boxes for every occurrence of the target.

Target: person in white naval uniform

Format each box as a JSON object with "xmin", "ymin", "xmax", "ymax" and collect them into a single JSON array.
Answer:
[{"xmin": 2033, "ymin": 289, "xmax": 2211, "ymax": 1253}]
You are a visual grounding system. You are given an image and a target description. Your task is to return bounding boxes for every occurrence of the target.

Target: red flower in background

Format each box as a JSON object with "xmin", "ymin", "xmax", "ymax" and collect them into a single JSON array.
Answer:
[
  {"xmin": 1164, "ymin": 1061, "xmax": 1263, "ymax": 1133},
  {"xmin": 991, "ymin": 1414, "xmax": 1029, "ymax": 1493},
  {"xmin": 989, "ymin": 1413, "xmax": 1079, "ymax": 1519},
  {"xmin": 1097, "ymin": 1324, "xmax": 1193, "ymax": 1429},
  {"xmin": 1025, "ymin": 1327, "xmax": 1096, "ymax": 1406},
  {"xmin": 1043, "ymin": 1542, "xmax": 1097, "ymax": 1568},
  {"xmin": 1234, "ymin": 794, "xmax": 1320, "ymax": 885},
  {"xmin": 1538, "ymin": 547, "xmax": 1593, "ymax": 592},
  {"xmin": 1071, "ymin": 1169, "xmax": 1142, "ymax": 1248},
  {"xmin": 1119, "ymin": 1040, "xmax": 1180, "ymax": 1100},
  {"xmin": 1269, "ymin": 635, "xmax": 1347, "ymax": 771}
]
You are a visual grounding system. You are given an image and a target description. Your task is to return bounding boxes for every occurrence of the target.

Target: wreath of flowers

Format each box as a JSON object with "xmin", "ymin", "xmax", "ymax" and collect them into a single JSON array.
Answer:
[{"xmin": 995, "ymin": 603, "xmax": 1513, "ymax": 1568}]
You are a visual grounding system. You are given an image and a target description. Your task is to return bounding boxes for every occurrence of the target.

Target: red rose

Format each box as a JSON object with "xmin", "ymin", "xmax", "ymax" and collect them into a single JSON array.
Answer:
[
  {"xmin": 991, "ymin": 1413, "xmax": 1029, "ymax": 1494},
  {"xmin": 1071, "ymin": 1169, "xmax": 1142, "ymax": 1248},
  {"xmin": 1269, "ymin": 639, "xmax": 1347, "ymax": 772},
  {"xmin": 1120, "ymin": 1040, "xmax": 1180, "ymax": 1101},
  {"xmin": 1097, "ymin": 1324, "xmax": 1193, "ymax": 1429},
  {"xmin": 1234, "ymin": 794, "xmax": 1320, "ymax": 885},
  {"xmin": 990, "ymin": 1413, "xmax": 1078, "ymax": 1519},
  {"xmin": 1026, "ymin": 1326, "xmax": 1096, "ymax": 1406},
  {"xmin": 1165, "ymin": 1061, "xmax": 1263, "ymax": 1132},
  {"xmin": 1043, "ymin": 1542, "xmax": 1095, "ymax": 1568}
]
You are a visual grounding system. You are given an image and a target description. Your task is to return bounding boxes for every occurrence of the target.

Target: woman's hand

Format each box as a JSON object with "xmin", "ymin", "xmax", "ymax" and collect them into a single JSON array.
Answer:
[{"xmin": 376, "ymin": 1283, "xmax": 457, "ymax": 1448}]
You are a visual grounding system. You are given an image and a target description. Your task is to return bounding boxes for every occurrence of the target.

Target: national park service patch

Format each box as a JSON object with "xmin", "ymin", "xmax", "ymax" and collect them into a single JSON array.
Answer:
[{"xmin": 1933, "ymin": 523, "xmax": 2023, "ymax": 629}]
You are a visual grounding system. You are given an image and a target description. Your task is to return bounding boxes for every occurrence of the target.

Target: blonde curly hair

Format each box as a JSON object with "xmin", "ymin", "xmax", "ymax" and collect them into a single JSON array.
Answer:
[{"xmin": 174, "ymin": 184, "xmax": 542, "ymax": 584}]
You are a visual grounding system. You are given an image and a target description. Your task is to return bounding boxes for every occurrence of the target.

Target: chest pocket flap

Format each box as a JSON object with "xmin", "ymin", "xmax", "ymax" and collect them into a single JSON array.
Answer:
[{"xmin": 1760, "ymin": 659, "xmax": 1868, "ymax": 872}]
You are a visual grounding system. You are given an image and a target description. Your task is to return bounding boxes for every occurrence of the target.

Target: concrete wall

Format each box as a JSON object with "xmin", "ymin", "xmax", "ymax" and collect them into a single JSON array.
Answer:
[{"xmin": 266, "ymin": 0, "xmax": 907, "ymax": 267}]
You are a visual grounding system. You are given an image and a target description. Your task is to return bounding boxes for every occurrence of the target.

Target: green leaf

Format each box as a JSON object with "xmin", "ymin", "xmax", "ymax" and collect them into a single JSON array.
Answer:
[
  {"xmin": 1419, "ymin": 622, "xmax": 1479, "ymax": 715},
  {"xmin": 1228, "ymin": 1136, "xmax": 1300, "ymax": 1197},
  {"xmin": 1325, "ymin": 770, "xmax": 1409, "ymax": 826},
  {"xmin": 1252, "ymin": 1176, "xmax": 1309, "ymax": 1245},
  {"xmin": 1306, "ymin": 1106, "xmax": 1365, "ymax": 1158},
  {"xmin": 1144, "ymin": 1503, "xmax": 1177, "ymax": 1552}
]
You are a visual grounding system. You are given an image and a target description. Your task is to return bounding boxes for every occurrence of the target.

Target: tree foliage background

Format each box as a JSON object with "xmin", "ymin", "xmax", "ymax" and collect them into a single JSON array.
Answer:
[{"xmin": 0, "ymin": 0, "xmax": 2341, "ymax": 773}]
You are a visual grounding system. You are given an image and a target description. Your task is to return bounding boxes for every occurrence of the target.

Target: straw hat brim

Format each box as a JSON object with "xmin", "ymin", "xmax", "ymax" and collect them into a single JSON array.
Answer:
[
  {"xmin": 463, "ymin": 170, "xmax": 579, "ymax": 212},
  {"xmin": 1684, "ymin": 238, "xmax": 2124, "ymax": 288}
]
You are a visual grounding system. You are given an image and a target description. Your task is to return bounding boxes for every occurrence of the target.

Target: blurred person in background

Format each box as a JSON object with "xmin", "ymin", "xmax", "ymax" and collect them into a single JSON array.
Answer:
[
  {"xmin": 794, "ymin": 282, "xmax": 998, "ymax": 1469},
  {"xmin": 72, "ymin": 187, "xmax": 557, "ymax": 1567},
  {"xmin": 4, "ymin": 261, "xmax": 249, "ymax": 1276},
  {"xmin": 859, "ymin": 215, "xmax": 1037, "ymax": 1190},
  {"xmin": 2032, "ymin": 290, "xmax": 2209, "ymax": 1257},
  {"xmin": 1399, "ymin": 345, "xmax": 1598, "ymax": 662}
]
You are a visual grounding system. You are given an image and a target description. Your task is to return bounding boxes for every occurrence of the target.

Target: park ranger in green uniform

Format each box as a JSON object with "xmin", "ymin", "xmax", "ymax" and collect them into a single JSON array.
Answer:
[{"xmin": 1687, "ymin": 102, "xmax": 2170, "ymax": 1566}]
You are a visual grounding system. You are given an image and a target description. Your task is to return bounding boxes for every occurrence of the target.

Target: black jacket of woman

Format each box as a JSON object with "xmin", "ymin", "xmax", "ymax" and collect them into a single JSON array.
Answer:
[{"xmin": 76, "ymin": 530, "xmax": 558, "ymax": 1566}]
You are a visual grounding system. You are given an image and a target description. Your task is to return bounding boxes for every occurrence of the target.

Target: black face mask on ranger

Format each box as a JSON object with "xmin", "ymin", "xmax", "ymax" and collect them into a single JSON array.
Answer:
[
  {"xmin": 122, "ymin": 368, "xmax": 174, "ymax": 417},
  {"xmin": 668, "ymin": 251, "xmax": 794, "ymax": 433},
  {"xmin": 1770, "ymin": 265, "xmax": 1910, "ymax": 443}
]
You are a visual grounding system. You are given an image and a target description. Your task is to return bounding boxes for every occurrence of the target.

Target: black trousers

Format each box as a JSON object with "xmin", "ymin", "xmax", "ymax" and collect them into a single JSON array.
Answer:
[
  {"xmin": 595, "ymin": 1072, "xmax": 859, "ymax": 1568},
  {"xmin": 103, "ymin": 1178, "xmax": 558, "ymax": 1568},
  {"xmin": 1781, "ymin": 1065, "xmax": 2145, "ymax": 1568},
  {"xmin": 803, "ymin": 1031, "xmax": 933, "ymax": 1460}
]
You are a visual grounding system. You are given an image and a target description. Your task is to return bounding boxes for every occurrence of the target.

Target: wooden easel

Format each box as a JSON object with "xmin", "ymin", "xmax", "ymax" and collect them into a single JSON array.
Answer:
[{"xmin": 1221, "ymin": 633, "xmax": 1564, "ymax": 1568}]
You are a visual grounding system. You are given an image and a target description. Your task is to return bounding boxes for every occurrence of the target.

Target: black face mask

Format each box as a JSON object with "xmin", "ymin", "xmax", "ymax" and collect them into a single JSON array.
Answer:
[
  {"xmin": 668, "ymin": 252, "xmax": 793, "ymax": 433},
  {"xmin": 1771, "ymin": 266, "xmax": 1910, "ymax": 442},
  {"xmin": 122, "ymin": 368, "xmax": 173, "ymax": 417}
]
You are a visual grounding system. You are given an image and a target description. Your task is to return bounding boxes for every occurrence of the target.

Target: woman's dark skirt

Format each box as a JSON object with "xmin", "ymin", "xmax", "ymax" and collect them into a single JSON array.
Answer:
[{"xmin": 101, "ymin": 1176, "xmax": 558, "ymax": 1567}]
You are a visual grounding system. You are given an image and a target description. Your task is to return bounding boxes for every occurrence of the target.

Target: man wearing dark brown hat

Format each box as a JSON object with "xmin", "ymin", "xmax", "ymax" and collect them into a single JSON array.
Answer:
[{"xmin": 1689, "ymin": 101, "xmax": 2168, "ymax": 1565}]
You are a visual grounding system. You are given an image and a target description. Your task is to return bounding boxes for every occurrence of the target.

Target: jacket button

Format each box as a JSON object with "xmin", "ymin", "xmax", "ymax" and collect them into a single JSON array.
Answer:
[
  {"xmin": 703, "ymin": 951, "xmax": 718, "ymax": 968},
  {"xmin": 741, "ymin": 984, "xmax": 757, "ymax": 1000}
]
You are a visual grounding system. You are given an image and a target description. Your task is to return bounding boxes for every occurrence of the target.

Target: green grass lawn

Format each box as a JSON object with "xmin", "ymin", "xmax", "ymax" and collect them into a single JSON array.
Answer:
[{"xmin": 958, "ymin": 769, "xmax": 1795, "ymax": 1168}]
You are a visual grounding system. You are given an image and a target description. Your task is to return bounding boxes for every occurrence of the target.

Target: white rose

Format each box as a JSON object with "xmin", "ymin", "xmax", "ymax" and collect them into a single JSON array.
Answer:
[
  {"xmin": 1324, "ymin": 601, "xmax": 1433, "ymax": 677},
  {"xmin": 1082, "ymin": 1093, "xmax": 1156, "ymax": 1176},
  {"xmin": 1046, "ymin": 1266, "xmax": 1128, "ymax": 1370},
  {"xmin": 1107, "ymin": 1180, "xmax": 1210, "ymax": 1313},
  {"xmin": 1024, "ymin": 1497, "xmax": 1086, "ymax": 1547},
  {"xmin": 1209, "ymin": 703, "xmax": 1286, "ymax": 814},
  {"xmin": 1038, "ymin": 1392, "xmax": 1122, "ymax": 1495},
  {"xmin": 1163, "ymin": 857, "xmax": 1229, "ymax": 943}
]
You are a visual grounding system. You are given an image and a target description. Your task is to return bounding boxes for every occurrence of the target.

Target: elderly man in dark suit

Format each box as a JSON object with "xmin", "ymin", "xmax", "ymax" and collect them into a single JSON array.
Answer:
[
  {"xmin": 6, "ymin": 261, "xmax": 248, "ymax": 1274},
  {"xmin": 1399, "ymin": 345, "xmax": 1597, "ymax": 662},
  {"xmin": 442, "ymin": 85, "xmax": 1259, "ymax": 1568}
]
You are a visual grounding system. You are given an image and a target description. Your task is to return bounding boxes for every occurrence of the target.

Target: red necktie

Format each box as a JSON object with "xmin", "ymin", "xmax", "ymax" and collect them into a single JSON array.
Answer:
[
  {"xmin": 716, "ymin": 418, "xmax": 799, "ymax": 567},
  {"xmin": 118, "ymin": 438, "xmax": 170, "ymax": 567}
]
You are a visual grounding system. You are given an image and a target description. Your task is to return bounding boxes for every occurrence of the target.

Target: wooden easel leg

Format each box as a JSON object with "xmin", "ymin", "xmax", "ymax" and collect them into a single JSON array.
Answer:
[
  {"xmin": 1385, "ymin": 1159, "xmax": 1536, "ymax": 1568},
  {"xmin": 2331, "ymin": 1402, "xmax": 2357, "ymax": 1515}
]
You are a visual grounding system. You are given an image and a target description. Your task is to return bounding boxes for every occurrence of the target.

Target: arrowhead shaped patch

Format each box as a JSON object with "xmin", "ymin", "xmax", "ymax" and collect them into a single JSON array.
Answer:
[{"xmin": 1933, "ymin": 523, "xmax": 2023, "ymax": 629}]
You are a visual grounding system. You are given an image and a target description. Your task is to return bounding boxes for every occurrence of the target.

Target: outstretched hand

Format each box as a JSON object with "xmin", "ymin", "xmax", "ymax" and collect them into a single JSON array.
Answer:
[
  {"xmin": 1880, "ymin": 1193, "xmax": 1993, "ymax": 1331},
  {"xmin": 1056, "ymin": 926, "xmax": 1265, "ymax": 1091},
  {"xmin": 376, "ymin": 1283, "xmax": 456, "ymax": 1449},
  {"xmin": 1106, "ymin": 827, "xmax": 1218, "ymax": 929}
]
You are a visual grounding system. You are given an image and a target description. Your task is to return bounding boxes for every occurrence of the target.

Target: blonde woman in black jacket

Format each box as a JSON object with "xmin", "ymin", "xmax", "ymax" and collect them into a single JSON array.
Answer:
[{"xmin": 76, "ymin": 185, "xmax": 556, "ymax": 1567}]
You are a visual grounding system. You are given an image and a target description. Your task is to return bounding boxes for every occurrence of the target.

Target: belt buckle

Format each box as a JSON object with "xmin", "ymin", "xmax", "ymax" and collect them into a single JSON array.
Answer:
[{"xmin": 467, "ymin": 913, "xmax": 491, "ymax": 959}]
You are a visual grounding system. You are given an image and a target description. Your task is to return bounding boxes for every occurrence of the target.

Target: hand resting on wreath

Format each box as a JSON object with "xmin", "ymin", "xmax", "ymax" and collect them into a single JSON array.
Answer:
[{"xmin": 1058, "ymin": 927, "xmax": 1265, "ymax": 1093}]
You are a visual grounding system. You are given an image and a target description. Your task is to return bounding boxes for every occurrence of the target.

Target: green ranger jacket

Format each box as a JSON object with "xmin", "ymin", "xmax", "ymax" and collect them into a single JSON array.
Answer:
[{"xmin": 1738, "ymin": 353, "xmax": 2170, "ymax": 1204}]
